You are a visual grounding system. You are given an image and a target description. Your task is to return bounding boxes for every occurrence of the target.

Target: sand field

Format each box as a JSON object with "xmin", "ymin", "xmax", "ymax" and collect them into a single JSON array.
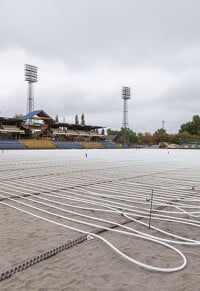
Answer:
[{"xmin": 0, "ymin": 149, "xmax": 200, "ymax": 290}]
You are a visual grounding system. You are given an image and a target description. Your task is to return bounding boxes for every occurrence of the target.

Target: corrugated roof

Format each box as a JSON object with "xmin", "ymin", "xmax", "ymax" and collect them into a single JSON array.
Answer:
[
  {"xmin": 19, "ymin": 110, "xmax": 43, "ymax": 120},
  {"xmin": 19, "ymin": 110, "xmax": 55, "ymax": 123}
]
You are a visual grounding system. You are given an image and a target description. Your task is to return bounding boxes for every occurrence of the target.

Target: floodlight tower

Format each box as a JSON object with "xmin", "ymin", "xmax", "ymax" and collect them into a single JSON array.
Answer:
[
  {"xmin": 122, "ymin": 86, "xmax": 131, "ymax": 146},
  {"xmin": 24, "ymin": 64, "xmax": 38, "ymax": 114}
]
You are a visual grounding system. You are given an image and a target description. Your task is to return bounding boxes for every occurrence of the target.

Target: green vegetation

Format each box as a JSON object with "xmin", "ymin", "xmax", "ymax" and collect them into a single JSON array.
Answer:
[
  {"xmin": 107, "ymin": 128, "xmax": 138, "ymax": 144},
  {"xmin": 75, "ymin": 114, "xmax": 79, "ymax": 125},
  {"xmin": 81, "ymin": 113, "xmax": 85, "ymax": 126},
  {"xmin": 107, "ymin": 115, "xmax": 200, "ymax": 145},
  {"xmin": 13, "ymin": 113, "xmax": 23, "ymax": 118},
  {"xmin": 179, "ymin": 115, "xmax": 200, "ymax": 135},
  {"xmin": 107, "ymin": 128, "xmax": 120, "ymax": 135}
]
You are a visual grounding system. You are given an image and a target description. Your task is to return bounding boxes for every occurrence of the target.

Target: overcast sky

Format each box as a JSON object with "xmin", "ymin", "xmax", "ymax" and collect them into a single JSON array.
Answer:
[{"xmin": 0, "ymin": 0, "xmax": 200, "ymax": 133}]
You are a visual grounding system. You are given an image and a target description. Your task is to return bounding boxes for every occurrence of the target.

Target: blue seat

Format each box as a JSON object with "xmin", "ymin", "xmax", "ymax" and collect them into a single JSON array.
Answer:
[
  {"xmin": 0, "ymin": 140, "xmax": 26, "ymax": 149},
  {"xmin": 100, "ymin": 141, "xmax": 117, "ymax": 149},
  {"xmin": 52, "ymin": 141, "xmax": 83, "ymax": 149}
]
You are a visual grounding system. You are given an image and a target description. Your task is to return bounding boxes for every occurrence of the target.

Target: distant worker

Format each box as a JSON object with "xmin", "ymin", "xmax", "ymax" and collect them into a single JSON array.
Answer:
[{"xmin": 85, "ymin": 152, "xmax": 87, "ymax": 158}]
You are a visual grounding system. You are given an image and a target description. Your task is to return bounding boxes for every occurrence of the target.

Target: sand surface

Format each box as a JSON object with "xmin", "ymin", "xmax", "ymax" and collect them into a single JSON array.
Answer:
[{"xmin": 0, "ymin": 149, "xmax": 200, "ymax": 290}]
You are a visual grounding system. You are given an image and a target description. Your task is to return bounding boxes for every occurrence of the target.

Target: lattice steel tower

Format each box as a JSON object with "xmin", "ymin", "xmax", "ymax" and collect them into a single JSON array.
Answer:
[
  {"xmin": 24, "ymin": 64, "xmax": 38, "ymax": 114},
  {"xmin": 122, "ymin": 86, "xmax": 131, "ymax": 128}
]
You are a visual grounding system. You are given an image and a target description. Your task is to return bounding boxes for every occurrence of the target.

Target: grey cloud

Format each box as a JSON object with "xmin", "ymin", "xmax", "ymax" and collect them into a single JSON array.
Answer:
[
  {"xmin": 162, "ymin": 74, "xmax": 200, "ymax": 111},
  {"xmin": 1, "ymin": 0, "xmax": 200, "ymax": 70},
  {"xmin": 0, "ymin": 0, "xmax": 200, "ymax": 133}
]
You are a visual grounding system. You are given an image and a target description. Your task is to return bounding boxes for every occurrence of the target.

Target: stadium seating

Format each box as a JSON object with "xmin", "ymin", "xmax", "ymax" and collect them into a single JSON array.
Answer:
[
  {"xmin": 0, "ymin": 139, "xmax": 26, "ymax": 149},
  {"xmin": 100, "ymin": 141, "xmax": 117, "ymax": 149},
  {"xmin": 21, "ymin": 139, "xmax": 56, "ymax": 149},
  {"xmin": 80, "ymin": 142, "xmax": 103, "ymax": 149},
  {"xmin": 52, "ymin": 141, "xmax": 84, "ymax": 149}
]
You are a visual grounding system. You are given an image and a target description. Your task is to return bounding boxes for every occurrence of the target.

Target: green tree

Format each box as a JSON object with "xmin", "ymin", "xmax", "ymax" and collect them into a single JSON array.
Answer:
[
  {"xmin": 13, "ymin": 113, "xmax": 23, "ymax": 118},
  {"xmin": 153, "ymin": 128, "xmax": 169, "ymax": 143},
  {"xmin": 107, "ymin": 128, "xmax": 120, "ymax": 135},
  {"xmin": 101, "ymin": 128, "xmax": 105, "ymax": 135},
  {"xmin": 193, "ymin": 115, "xmax": 200, "ymax": 134},
  {"xmin": 55, "ymin": 115, "xmax": 59, "ymax": 122},
  {"xmin": 124, "ymin": 128, "xmax": 138, "ymax": 144},
  {"xmin": 75, "ymin": 114, "xmax": 79, "ymax": 125},
  {"xmin": 179, "ymin": 115, "xmax": 200, "ymax": 135},
  {"xmin": 108, "ymin": 128, "xmax": 138, "ymax": 144},
  {"xmin": 81, "ymin": 113, "xmax": 85, "ymax": 125},
  {"xmin": 154, "ymin": 128, "xmax": 166, "ymax": 135}
]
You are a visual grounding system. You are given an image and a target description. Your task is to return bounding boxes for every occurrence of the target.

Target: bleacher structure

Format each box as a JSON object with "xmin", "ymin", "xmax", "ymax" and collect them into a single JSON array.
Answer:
[
  {"xmin": 0, "ymin": 139, "xmax": 26, "ymax": 149},
  {"xmin": 50, "ymin": 123, "xmax": 103, "ymax": 142},
  {"xmin": 0, "ymin": 117, "xmax": 25, "ymax": 140},
  {"xmin": 51, "ymin": 141, "xmax": 84, "ymax": 149},
  {"xmin": 100, "ymin": 141, "xmax": 117, "ymax": 149},
  {"xmin": 0, "ymin": 110, "xmax": 106, "ymax": 148}
]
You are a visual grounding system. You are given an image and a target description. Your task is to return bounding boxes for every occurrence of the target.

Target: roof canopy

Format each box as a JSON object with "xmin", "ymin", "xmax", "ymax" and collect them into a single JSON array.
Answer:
[
  {"xmin": 1, "ymin": 110, "xmax": 104, "ymax": 130},
  {"xmin": 0, "ymin": 117, "xmax": 21, "ymax": 123},
  {"xmin": 19, "ymin": 110, "xmax": 55, "ymax": 123},
  {"xmin": 51, "ymin": 122, "xmax": 103, "ymax": 130}
]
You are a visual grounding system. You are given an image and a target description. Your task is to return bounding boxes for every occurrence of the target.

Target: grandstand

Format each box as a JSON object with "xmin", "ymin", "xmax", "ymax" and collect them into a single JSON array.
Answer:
[
  {"xmin": 50, "ymin": 121, "xmax": 104, "ymax": 142},
  {"xmin": 0, "ymin": 117, "xmax": 25, "ymax": 140},
  {"xmin": 0, "ymin": 110, "xmax": 109, "ymax": 149}
]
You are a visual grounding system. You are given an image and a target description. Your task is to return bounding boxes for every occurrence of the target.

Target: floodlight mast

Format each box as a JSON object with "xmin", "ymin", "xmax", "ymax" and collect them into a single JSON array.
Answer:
[
  {"xmin": 122, "ymin": 86, "xmax": 131, "ymax": 147},
  {"xmin": 24, "ymin": 64, "xmax": 38, "ymax": 115},
  {"xmin": 27, "ymin": 82, "xmax": 34, "ymax": 114}
]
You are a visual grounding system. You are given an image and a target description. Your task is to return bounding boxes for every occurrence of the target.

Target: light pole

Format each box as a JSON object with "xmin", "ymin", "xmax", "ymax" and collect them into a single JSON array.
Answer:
[
  {"xmin": 24, "ymin": 64, "xmax": 38, "ymax": 115},
  {"xmin": 122, "ymin": 86, "xmax": 131, "ymax": 147}
]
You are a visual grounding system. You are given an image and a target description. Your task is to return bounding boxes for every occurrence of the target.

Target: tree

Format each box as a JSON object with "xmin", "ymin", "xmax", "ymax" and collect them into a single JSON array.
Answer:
[
  {"xmin": 13, "ymin": 113, "xmax": 23, "ymax": 118},
  {"xmin": 179, "ymin": 115, "xmax": 200, "ymax": 135},
  {"xmin": 124, "ymin": 128, "xmax": 138, "ymax": 144},
  {"xmin": 81, "ymin": 113, "xmax": 85, "ymax": 125},
  {"xmin": 139, "ymin": 132, "xmax": 154, "ymax": 144},
  {"xmin": 55, "ymin": 115, "xmax": 59, "ymax": 122},
  {"xmin": 154, "ymin": 128, "xmax": 166, "ymax": 135},
  {"xmin": 153, "ymin": 128, "xmax": 169, "ymax": 143},
  {"xmin": 75, "ymin": 114, "xmax": 79, "ymax": 125},
  {"xmin": 177, "ymin": 132, "xmax": 194, "ymax": 144},
  {"xmin": 193, "ymin": 115, "xmax": 200, "ymax": 134},
  {"xmin": 107, "ymin": 128, "xmax": 120, "ymax": 135},
  {"xmin": 108, "ymin": 128, "xmax": 138, "ymax": 144},
  {"xmin": 101, "ymin": 128, "xmax": 105, "ymax": 135}
]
